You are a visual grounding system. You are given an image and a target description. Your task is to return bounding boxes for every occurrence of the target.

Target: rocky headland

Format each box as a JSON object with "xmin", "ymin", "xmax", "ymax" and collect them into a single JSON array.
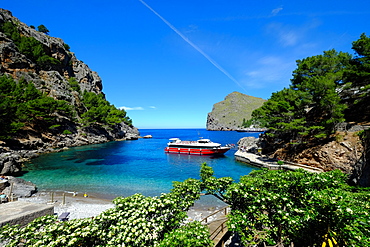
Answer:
[
  {"xmin": 0, "ymin": 8, "xmax": 140, "ymax": 196},
  {"xmin": 206, "ymin": 91, "xmax": 266, "ymax": 131}
]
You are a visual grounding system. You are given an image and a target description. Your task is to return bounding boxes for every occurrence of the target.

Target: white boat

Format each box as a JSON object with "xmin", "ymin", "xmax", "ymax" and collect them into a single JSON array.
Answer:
[{"xmin": 164, "ymin": 138, "xmax": 230, "ymax": 155}]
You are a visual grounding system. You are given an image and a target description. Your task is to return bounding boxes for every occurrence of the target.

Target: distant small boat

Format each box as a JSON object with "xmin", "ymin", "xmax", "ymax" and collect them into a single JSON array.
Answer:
[{"xmin": 165, "ymin": 138, "xmax": 230, "ymax": 155}]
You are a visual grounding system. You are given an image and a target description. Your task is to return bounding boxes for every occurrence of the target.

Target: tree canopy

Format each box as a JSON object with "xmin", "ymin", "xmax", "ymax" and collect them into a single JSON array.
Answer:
[
  {"xmin": 0, "ymin": 75, "xmax": 132, "ymax": 140},
  {"xmin": 81, "ymin": 91, "xmax": 132, "ymax": 127},
  {"xmin": 37, "ymin": 24, "xmax": 49, "ymax": 34},
  {"xmin": 0, "ymin": 75, "xmax": 72, "ymax": 139},
  {"xmin": 251, "ymin": 34, "xmax": 370, "ymax": 146}
]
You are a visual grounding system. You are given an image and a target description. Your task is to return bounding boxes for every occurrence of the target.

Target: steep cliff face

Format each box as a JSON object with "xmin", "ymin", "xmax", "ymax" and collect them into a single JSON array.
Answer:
[
  {"xmin": 207, "ymin": 91, "xmax": 266, "ymax": 130},
  {"xmin": 0, "ymin": 9, "xmax": 102, "ymax": 103},
  {"xmin": 0, "ymin": 9, "xmax": 139, "ymax": 175}
]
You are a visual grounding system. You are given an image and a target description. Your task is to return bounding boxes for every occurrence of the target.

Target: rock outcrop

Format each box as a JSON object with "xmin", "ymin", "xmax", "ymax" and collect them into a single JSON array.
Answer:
[
  {"xmin": 273, "ymin": 132, "xmax": 364, "ymax": 173},
  {"xmin": 1, "ymin": 176, "xmax": 37, "ymax": 198},
  {"xmin": 254, "ymin": 128, "xmax": 370, "ymax": 185},
  {"xmin": 349, "ymin": 129, "xmax": 370, "ymax": 186},
  {"xmin": 0, "ymin": 9, "xmax": 140, "ymax": 177},
  {"xmin": 237, "ymin": 137, "xmax": 260, "ymax": 153},
  {"xmin": 207, "ymin": 91, "xmax": 266, "ymax": 131}
]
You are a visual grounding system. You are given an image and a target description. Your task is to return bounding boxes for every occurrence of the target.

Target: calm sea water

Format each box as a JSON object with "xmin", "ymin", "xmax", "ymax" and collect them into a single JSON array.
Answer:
[{"xmin": 21, "ymin": 129, "xmax": 260, "ymax": 202}]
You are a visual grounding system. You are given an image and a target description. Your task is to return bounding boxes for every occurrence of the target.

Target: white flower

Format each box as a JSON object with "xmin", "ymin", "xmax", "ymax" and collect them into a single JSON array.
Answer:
[{"xmin": 346, "ymin": 208, "xmax": 353, "ymax": 214}]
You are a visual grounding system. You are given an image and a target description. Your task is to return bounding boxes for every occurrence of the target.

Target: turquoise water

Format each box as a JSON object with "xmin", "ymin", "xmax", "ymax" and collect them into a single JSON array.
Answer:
[{"xmin": 21, "ymin": 129, "xmax": 260, "ymax": 199}]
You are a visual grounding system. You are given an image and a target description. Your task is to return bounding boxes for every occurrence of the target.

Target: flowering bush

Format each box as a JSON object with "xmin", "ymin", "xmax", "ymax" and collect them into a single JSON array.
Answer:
[
  {"xmin": 1, "ymin": 164, "xmax": 369, "ymax": 246},
  {"xmin": 0, "ymin": 178, "xmax": 211, "ymax": 246},
  {"xmin": 222, "ymin": 169, "xmax": 370, "ymax": 246}
]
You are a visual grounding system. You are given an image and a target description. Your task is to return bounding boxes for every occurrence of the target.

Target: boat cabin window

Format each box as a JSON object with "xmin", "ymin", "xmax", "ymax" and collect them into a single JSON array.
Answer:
[
  {"xmin": 198, "ymin": 139, "xmax": 211, "ymax": 143},
  {"xmin": 169, "ymin": 138, "xmax": 180, "ymax": 143}
]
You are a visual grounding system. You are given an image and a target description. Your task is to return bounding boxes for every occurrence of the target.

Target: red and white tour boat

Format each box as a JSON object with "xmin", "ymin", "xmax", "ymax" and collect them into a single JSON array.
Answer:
[{"xmin": 164, "ymin": 138, "xmax": 231, "ymax": 155}]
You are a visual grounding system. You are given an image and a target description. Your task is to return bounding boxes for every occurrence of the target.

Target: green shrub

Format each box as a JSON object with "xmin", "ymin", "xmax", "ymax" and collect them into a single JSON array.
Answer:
[
  {"xmin": 62, "ymin": 130, "xmax": 72, "ymax": 135},
  {"xmin": 0, "ymin": 75, "xmax": 73, "ymax": 139},
  {"xmin": 68, "ymin": 77, "xmax": 80, "ymax": 92}
]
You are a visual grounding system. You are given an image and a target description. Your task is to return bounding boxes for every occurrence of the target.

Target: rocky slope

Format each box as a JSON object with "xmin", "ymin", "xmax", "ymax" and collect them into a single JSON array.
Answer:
[
  {"xmin": 237, "ymin": 124, "xmax": 370, "ymax": 186},
  {"xmin": 206, "ymin": 91, "xmax": 266, "ymax": 130},
  {"xmin": 0, "ymin": 9, "xmax": 139, "ymax": 176},
  {"xmin": 273, "ymin": 127, "xmax": 370, "ymax": 186}
]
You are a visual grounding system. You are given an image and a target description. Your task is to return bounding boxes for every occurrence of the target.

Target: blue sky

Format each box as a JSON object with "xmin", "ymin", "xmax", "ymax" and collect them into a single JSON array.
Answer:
[{"xmin": 2, "ymin": 1, "xmax": 370, "ymax": 129}]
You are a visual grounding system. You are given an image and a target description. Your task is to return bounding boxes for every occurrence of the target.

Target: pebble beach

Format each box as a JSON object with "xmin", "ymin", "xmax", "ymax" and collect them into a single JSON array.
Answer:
[
  {"xmin": 17, "ymin": 191, "xmax": 227, "ymax": 222},
  {"xmin": 18, "ymin": 191, "xmax": 115, "ymax": 220}
]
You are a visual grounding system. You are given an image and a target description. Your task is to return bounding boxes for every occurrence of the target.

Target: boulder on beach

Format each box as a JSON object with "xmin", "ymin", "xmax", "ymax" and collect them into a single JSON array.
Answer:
[{"xmin": 1, "ymin": 176, "xmax": 37, "ymax": 198}]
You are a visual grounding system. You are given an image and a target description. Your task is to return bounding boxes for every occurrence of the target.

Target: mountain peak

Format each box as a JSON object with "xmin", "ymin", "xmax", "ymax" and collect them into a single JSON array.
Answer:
[{"xmin": 206, "ymin": 92, "xmax": 266, "ymax": 130}]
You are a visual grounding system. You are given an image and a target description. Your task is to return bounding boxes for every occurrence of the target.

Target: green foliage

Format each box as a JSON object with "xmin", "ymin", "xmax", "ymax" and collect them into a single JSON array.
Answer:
[
  {"xmin": 0, "ymin": 76, "xmax": 22, "ymax": 138},
  {"xmin": 348, "ymin": 33, "xmax": 370, "ymax": 104},
  {"xmin": 37, "ymin": 24, "xmax": 49, "ymax": 34},
  {"xmin": 252, "ymin": 87, "xmax": 310, "ymax": 141},
  {"xmin": 0, "ymin": 21, "xmax": 60, "ymax": 70},
  {"xmin": 63, "ymin": 43, "xmax": 70, "ymax": 51},
  {"xmin": 250, "ymin": 34, "xmax": 370, "ymax": 145},
  {"xmin": 158, "ymin": 221, "xmax": 212, "ymax": 247},
  {"xmin": 252, "ymin": 50, "xmax": 352, "ymax": 144},
  {"xmin": 0, "ymin": 178, "xmax": 208, "ymax": 246},
  {"xmin": 67, "ymin": 77, "xmax": 80, "ymax": 92},
  {"xmin": 0, "ymin": 75, "xmax": 72, "ymax": 139},
  {"xmin": 36, "ymin": 55, "xmax": 61, "ymax": 70},
  {"xmin": 1, "ymin": 163, "xmax": 369, "ymax": 246},
  {"xmin": 62, "ymin": 130, "xmax": 72, "ymax": 135},
  {"xmin": 241, "ymin": 118, "xmax": 267, "ymax": 128},
  {"xmin": 201, "ymin": 164, "xmax": 370, "ymax": 246},
  {"xmin": 49, "ymin": 125, "xmax": 60, "ymax": 129},
  {"xmin": 200, "ymin": 162, "xmax": 233, "ymax": 202},
  {"xmin": 81, "ymin": 91, "xmax": 132, "ymax": 127},
  {"xmin": 291, "ymin": 49, "xmax": 349, "ymax": 131}
]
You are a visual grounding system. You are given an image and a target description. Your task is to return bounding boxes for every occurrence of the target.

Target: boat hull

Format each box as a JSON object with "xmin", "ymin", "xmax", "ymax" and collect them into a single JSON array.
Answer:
[{"xmin": 164, "ymin": 147, "xmax": 230, "ymax": 155}]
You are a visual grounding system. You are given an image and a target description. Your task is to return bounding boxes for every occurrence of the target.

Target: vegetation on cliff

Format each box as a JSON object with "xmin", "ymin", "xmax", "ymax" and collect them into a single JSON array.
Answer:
[
  {"xmin": 1, "ymin": 21, "xmax": 60, "ymax": 71},
  {"xmin": 251, "ymin": 34, "xmax": 370, "ymax": 152},
  {"xmin": 0, "ymin": 9, "xmax": 134, "ymax": 145},
  {"xmin": 0, "ymin": 75, "xmax": 132, "ymax": 140},
  {"xmin": 0, "ymin": 75, "xmax": 71, "ymax": 139},
  {"xmin": 1, "ymin": 164, "xmax": 368, "ymax": 246},
  {"xmin": 81, "ymin": 91, "xmax": 132, "ymax": 127},
  {"xmin": 207, "ymin": 91, "xmax": 266, "ymax": 130}
]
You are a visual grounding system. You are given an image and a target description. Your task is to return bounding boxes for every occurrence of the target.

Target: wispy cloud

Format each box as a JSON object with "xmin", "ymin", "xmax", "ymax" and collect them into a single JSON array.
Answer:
[
  {"xmin": 119, "ymin": 106, "xmax": 144, "ymax": 111},
  {"xmin": 243, "ymin": 55, "xmax": 294, "ymax": 89},
  {"xmin": 271, "ymin": 7, "xmax": 283, "ymax": 16},
  {"xmin": 119, "ymin": 106, "xmax": 157, "ymax": 111},
  {"xmin": 266, "ymin": 23, "xmax": 299, "ymax": 47},
  {"xmin": 137, "ymin": 0, "xmax": 247, "ymax": 92}
]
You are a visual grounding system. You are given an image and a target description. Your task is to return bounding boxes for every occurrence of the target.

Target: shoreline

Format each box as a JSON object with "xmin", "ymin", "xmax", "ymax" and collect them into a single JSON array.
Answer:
[
  {"xmin": 18, "ymin": 190, "xmax": 115, "ymax": 220},
  {"xmin": 18, "ymin": 190, "xmax": 228, "ymax": 222}
]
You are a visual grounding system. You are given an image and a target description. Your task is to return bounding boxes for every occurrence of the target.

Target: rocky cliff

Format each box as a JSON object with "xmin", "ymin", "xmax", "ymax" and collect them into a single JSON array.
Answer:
[
  {"xmin": 238, "ymin": 124, "xmax": 370, "ymax": 186},
  {"xmin": 206, "ymin": 91, "xmax": 266, "ymax": 130},
  {"xmin": 0, "ymin": 9, "xmax": 139, "ymax": 176}
]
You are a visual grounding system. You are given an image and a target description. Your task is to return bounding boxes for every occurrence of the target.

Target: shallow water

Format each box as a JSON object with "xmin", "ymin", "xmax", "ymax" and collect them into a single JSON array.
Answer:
[{"xmin": 21, "ymin": 129, "xmax": 260, "ymax": 203}]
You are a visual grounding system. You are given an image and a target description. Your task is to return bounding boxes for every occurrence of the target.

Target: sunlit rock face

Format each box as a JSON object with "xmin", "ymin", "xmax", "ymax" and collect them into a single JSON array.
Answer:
[{"xmin": 206, "ymin": 91, "xmax": 265, "ymax": 131}]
